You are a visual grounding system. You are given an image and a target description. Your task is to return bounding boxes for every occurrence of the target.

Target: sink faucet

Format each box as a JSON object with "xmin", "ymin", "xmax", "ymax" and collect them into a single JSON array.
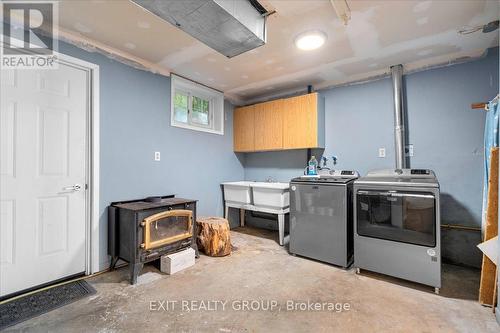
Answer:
[{"xmin": 266, "ymin": 176, "xmax": 275, "ymax": 183}]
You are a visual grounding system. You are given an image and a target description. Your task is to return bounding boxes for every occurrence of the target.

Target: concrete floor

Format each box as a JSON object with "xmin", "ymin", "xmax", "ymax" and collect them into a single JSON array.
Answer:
[{"xmin": 6, "ymin": 227, "xmax": 499, "ymax": 332}]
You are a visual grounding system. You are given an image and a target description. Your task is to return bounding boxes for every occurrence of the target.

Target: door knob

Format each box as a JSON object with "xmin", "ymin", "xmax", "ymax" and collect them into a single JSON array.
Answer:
[{"xmin": 63, "ymin": 184, "xmax": 81, "ymax": 191}]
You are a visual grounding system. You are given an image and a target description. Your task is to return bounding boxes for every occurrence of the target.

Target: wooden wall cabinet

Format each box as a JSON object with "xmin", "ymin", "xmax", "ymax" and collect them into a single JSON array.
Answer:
[
  {"xmin": 282, "ymin": 93, "xmax": 324, "ymax": 149},
  {"xmin": 233, "ymin": 92, "xmax": 324, "ymax": 152},
  {"xmin": 254, "ymin": 99, "xmax": 283, "ymax": 151},
  {"xmin": 233, "ymin": 105, "xmax": 255, "ymax": 152}
]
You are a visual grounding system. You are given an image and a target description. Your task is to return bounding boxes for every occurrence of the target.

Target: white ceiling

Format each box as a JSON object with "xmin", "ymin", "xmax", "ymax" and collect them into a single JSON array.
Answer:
[{"xmin": 57, "ymin": 0, "xmax": 499, "ymax": 104}]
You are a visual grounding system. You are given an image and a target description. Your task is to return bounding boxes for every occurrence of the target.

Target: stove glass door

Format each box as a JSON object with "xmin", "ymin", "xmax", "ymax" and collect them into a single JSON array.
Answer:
[
  {"xmin": 141, "ymin": 210, "xmax": 193, "ymax": 250},
  {"xmin": 357, "ymin": 190, "xmax": 435, "ymax": 247}
]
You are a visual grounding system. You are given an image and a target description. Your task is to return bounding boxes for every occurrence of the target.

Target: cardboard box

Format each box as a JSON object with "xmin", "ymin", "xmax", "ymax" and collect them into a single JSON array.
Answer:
[{"xmin": 160, "ymin": 248, "xmax": 195, "ymax": 275}]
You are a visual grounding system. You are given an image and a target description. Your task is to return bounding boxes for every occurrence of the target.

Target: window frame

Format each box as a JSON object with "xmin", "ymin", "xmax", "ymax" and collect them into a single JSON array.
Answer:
[{"xmin": 171, "ymin": 74, "xmax": 224, "ymax": 135}]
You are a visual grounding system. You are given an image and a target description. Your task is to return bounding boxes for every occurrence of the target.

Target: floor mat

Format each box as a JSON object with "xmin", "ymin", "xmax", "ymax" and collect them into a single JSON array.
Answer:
[{"xmin": 0, "ymin": 280, "xmax": 96, "ymax": 330}]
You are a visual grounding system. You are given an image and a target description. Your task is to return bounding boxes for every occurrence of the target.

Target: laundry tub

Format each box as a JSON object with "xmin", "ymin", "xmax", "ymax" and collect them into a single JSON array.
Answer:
[
  {"xmin": 222, "ymin": 181, "xmax": 253, "ymax": 205},
  {"xmin": 250, "ymin": 182, "xmax": 290, "ymax": 209}
]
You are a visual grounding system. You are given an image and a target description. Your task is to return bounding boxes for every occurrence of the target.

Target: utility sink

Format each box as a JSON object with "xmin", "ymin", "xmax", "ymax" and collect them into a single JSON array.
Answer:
[
  {"xmin": 222, "ymin": 181, "xmax": 289, "ymax": 210},
  {"xmin": 222, "ymin": 181, "xmax": 254, "ymax": 205},
  {"xmin": 251, "ymin": 182, "xmax": 289, "ymax": 209},
  {"xmin": 250, "ymin": 182, "xmax": 289, "ymax": 190}
]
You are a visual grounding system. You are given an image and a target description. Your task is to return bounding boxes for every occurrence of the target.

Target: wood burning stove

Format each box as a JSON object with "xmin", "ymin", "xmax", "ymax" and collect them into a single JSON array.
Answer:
[{"xmin": 108, "ymin": 195, "xmax": 198, "ymax": 284}]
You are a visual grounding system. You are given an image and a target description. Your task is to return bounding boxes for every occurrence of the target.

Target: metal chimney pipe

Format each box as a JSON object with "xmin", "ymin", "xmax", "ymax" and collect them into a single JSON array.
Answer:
[{"xmin": 391, "ymin": 64, "xmax": 406, "ymax": 169}]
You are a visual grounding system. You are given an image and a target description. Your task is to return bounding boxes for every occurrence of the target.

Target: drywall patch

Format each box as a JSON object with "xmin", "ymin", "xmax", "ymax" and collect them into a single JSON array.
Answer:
[
  {"xmin": 413, "ymin": 1, "xmax": 432, "ymax": 13},
  {"xmin": 225, "ymin": 28, "xmax": 476, "ymax": 104},
  {"xmin": 5, "ymin": 9, "xmax": 170, "ymax": 76},
  {"xmin": 137, "ymin": 20, "xmax": 151, "ymax": 29},
  {"xmin": 318, "ymin": 67, "xmax": 347, "ymax": 82},
  {"xmin": 344, "ymin": 7, "xmax": 381, "ymax": 57},
  {"xmin": 230, "ymin": 45, "xmax": 488, "ymax": 106},
  {"xmin": 158, "ymin": 42, "xmax": 213, "ymax": 68},
  {"xmin": 417, "ymin": 17, "xmax": 429, "ymax": 25},
  {"xmin": 55, "ymin": 28, "xmax": 170, "ymax": 76}
]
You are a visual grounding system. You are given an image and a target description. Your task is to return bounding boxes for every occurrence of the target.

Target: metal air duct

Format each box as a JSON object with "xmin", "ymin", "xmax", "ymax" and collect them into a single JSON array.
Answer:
[
  {"xmin": 132, "ymin": 0, "xmax": 268, "ymax": 58},
  {"xmin": 391, "ymin": 64, "xmax": 406, "ymax": 169}
]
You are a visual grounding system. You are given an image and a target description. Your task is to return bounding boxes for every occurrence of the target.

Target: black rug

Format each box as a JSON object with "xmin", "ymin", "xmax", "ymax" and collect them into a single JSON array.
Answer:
[{"xmin": 0, "ymin": 280, "xmax": 96, "ymax": 330}]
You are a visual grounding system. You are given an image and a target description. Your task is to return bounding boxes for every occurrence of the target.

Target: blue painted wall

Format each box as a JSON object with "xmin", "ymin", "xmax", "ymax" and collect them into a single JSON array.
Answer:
[
  {"xmin": 244, "ymin": 48, "xmax": 499, "ymax": 267},
  {"xmin": 13, "ymin": 32, "xmax": 499, "ymax": 268},
  {"xmin": 245, "ymin": 150, "xmax": 307, "ymax": 182},
  {"xmin": 56, "ymin": 41, "xmax": 245, "ymax": 269}
]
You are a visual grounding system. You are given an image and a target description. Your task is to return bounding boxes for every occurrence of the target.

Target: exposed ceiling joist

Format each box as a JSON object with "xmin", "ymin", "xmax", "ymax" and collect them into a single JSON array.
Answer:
[{"xmin": 330, "ymin": 0, "xmax": 351, "ymax": 26}]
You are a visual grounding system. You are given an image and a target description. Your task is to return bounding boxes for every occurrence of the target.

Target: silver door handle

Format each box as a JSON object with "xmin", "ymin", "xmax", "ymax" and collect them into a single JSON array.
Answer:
[
  {"xmin": 357, "ymin": 191, "xmax": 392, "ymax": 196},
  {"xmin": 391, "ymin": 193, "xmax": 434, "ymax": 199},
  {"xmin": 63, "ymin": 184, "xmax": 81, "ymax": 191}
]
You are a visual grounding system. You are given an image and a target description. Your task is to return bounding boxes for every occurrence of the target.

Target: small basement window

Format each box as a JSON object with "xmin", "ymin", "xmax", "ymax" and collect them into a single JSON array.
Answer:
[{"xmin": 171, "ymin": 74, "xmax": 224, "ymax": 135}]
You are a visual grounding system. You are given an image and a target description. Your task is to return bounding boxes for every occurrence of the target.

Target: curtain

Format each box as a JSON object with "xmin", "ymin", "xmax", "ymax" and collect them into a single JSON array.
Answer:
[{"xmin": 481, "ymin": 98, "xmax": 499, "ymax": 234}]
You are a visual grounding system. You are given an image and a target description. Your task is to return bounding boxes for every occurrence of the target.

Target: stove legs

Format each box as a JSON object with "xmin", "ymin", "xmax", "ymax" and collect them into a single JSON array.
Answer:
[
  {"xmin": 130, "ymin": 263, "xmax": 143, "ymax": 285},
  {"xmin": 109, "ymin": 256, "xmax": 119, "ymax": 270},
  {"xmin": 191, "ymin": 242, "xmax": 200, "ymax": 258}
]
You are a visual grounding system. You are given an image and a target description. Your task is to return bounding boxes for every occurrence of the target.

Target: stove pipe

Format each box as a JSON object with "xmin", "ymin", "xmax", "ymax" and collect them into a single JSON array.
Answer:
[{"xmin": 391, "ymin": 64, "xmax": 406, "ymax": 169}]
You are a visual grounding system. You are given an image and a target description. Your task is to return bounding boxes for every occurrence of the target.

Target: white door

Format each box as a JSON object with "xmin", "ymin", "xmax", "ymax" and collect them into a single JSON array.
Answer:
[{"xmin": 0, "ymin": 62, "xmax": 88, "ymax": 297}]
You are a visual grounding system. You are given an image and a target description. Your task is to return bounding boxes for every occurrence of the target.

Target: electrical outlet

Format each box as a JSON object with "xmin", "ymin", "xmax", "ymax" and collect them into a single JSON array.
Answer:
[
  {"xmin": 378, "ymin": 147, "xmax": 386, "ymax": 158},
  {"xmin": 154, "ymin": 152, "xmax": 161, "ymax": 161},
  {"xmin": 407, "ymin": 144, "xmax": 414, "ymax": 157}
]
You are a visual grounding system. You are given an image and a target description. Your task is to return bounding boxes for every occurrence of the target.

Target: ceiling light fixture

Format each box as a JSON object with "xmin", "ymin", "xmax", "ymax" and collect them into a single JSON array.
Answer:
[{"xmin": 294, "ymin": 31, "xmax": 327, "ymax": 51}]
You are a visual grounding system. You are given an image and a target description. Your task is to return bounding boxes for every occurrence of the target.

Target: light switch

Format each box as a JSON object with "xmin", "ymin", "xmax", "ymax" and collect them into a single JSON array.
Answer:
[
  {"xmin": 378, "ymin": 147, "xmax": 386, "ymax": 158},
  {"xmin": 154, "ymin": 152, "xmax": 161, "ymax": 161}
]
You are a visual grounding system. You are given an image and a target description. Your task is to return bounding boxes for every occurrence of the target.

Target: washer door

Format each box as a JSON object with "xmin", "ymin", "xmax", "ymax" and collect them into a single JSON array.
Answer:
[{"xmin": 356, "ymin": 190, "xmax": 436, "ymax": 247}]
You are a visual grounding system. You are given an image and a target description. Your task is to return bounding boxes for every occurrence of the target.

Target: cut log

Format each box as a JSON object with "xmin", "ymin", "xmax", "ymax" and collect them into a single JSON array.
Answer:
[{"xmin": 196, "ymin": 217, "xmax": 232, "ymax": 257}]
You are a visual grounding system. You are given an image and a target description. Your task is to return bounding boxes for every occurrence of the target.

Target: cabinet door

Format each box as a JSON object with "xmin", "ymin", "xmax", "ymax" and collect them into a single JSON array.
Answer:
[
  {"xmin": 254, "ymin": 99, "xmax": 283, "ymax": 151},
  {"xmin": 233, "ymin": 105, "xmax": 255, "ymax": 152},
  {"xmin": 283, "ymin": 93, "xmax": 318, "ymax": 149}
]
